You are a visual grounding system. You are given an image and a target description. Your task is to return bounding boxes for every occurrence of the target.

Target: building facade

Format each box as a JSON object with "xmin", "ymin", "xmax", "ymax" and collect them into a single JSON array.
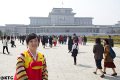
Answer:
[
  {"xmin": 30, "ymin": 8, "xmax": 93, "ymax": 26},
  {"xmin": 0, "ymin": 8, "xmax": 120, "ymax": 36}
]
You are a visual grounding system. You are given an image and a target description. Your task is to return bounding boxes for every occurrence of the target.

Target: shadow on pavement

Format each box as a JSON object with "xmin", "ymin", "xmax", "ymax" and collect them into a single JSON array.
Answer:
[
  {"xmin": 78, "ymin": 52, "xmax": 87, "ymax": 54},
  {"xmin": 0, "ymin": 52, "xmax": 12, "ymax": 56},
  {"xmin": 0, "ymin": 52, "xmax": 3, "ymax": 54},
  {"xmin": 51, "ymin": 47, "xmax": 58, "ymax": 49},
  {"xmin": 77, "ymin": 64, "xmax": 93, "ymax": 68},
  {"xmin": 116, "ymin": 56, "xmax": 120, "ymax": 59},
  {"xmin": 43, "ymin": 47, "xmax": 51, "ymax": 49},
  {"xmin": 82, "ymin": 45, "xmax": 90, "ymax": 46},
  {"xmin": 104, "ymin": 75, "xmax": 120, "ymax": 80}
]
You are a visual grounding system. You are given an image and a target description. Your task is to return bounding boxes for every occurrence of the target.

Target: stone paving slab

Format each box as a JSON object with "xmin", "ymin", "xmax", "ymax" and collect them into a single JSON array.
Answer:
[{"xmin": 0, "ymin": 40, "xmax": 120, "ymax": 80}]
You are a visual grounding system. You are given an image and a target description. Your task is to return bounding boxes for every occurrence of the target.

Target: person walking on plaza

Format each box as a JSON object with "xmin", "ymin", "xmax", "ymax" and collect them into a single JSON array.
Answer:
[
  {"xmin": 68, "ymin": 36, "xmax": 73, "ymax": 53},
  {"xmin": 72, "ymin": 33, "xmax": 79, "ymax": 44},
  {"xmin": 42, "ymin": 35, "xmax": 46, "ymax": 48},
  {"xmin": 53, "ymin": 35, "xmax": 57, "ymax": 46},
  {"xmin": 11, "ymin": 37, "xmax": 16, "ymax": 47},
  {"xmin": 71, "ymin": 40, "xmax": 78, "ymax": 65},
  {"xmin": 103, "ymin": 39, "xmax": 117, "ymax": 76},
  {"xmin": 93, "ymin": 38, "xmax": 105, "ymax": 78},
  {"xmin": 78, "ymin": 36, "xmax": 82, "ymax": 45},
  {"xmin": 108, "ymin": 35, "xmax": 114, "ymax": 47},
  {"xmin": 49, "ymin": 36, "xmax": 53, "ymax": 48},
  {"xmin": 1, "ymin": 36, "xmax": 3, "ymax": 43},
  {"xmin": 58, "ymin": 35, "xmax": 64, "ymax": 44},
  {"xmin": 14, "ymin": 33, "xmax": 48, "ymax": 80},
  {"xmin": 82, "ymin": 35, "xmax": 87, "ymax": 45},
  {"xmin": 21, "ymin": 35, "xmax": 26, "ymax": 45},
  {"xmin": 45, "ymin": 35, "xmax": 48, "ymax": 47},
  {"xmin": 63, "ymin": 35, "xmax": 67, "ymax": 44},
  {"xmin": 3, "ymin": 36, "xmax": 10, "ymax": 54}
]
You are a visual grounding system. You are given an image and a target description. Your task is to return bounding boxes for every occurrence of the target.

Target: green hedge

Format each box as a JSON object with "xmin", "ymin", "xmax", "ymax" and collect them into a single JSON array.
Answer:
[{"xmin": 87, "ymin": 35, "xmax": 120, "ymax": 47}]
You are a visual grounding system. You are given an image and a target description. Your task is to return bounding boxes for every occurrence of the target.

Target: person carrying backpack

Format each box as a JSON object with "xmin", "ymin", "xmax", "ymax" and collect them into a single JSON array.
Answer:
[{"xmin": 103, "ymin": 39, "xmax": 117, "ymax": 76}]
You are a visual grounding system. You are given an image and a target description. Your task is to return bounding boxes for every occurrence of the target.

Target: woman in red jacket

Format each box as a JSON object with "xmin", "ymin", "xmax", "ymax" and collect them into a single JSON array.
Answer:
[{"xmin": 14, "ymin": 33, "xmax": 48, "ymax": 80}]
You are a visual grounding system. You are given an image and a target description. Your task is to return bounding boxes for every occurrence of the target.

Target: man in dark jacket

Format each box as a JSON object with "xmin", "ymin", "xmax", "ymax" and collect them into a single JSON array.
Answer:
[
  {"xmin": 68, "ymin": 36, "xmax": 73, "ymax": 53},
  {"xmin": 93, "ymin": 38, "xmax": 105, "ymax": 78},
  {"xmin": 49, "ymin": 36, "xmax": 53, "ymax": 48},
  {"xmin": 108, "ymin": 35, "xmax": 114, "ymax": 47}
]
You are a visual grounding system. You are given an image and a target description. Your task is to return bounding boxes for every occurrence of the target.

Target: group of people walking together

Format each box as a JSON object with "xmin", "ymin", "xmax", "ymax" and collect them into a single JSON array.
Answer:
[
  {"xmin": 68, "ymin": 34, "xmax": 117, "ymax": 78},
  {"xmin": 93, "ymin": 37, "xmax": 117, "ymax": 78}
]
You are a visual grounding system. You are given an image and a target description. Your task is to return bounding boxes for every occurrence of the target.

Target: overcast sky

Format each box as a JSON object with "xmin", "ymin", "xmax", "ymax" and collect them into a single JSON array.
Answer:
[{"xmin": 0, "ymin": 0, "xmax": 120, "ymax": 26}]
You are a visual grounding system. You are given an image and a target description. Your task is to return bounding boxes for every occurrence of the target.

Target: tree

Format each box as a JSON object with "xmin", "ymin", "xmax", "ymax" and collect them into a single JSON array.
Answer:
[{"xmin": 0, "ymin": 30, "xmax": 3, "ymax": 37}]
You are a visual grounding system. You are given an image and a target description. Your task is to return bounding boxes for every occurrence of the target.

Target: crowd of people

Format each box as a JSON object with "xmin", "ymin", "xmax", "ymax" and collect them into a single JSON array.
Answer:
[
  {"xmin": 0, "ymin": 34, "xmax": 88, "ymax": 54},
  {"xmin": 0, "ymin": 33, "xmax": 117, "ymax": 79}
]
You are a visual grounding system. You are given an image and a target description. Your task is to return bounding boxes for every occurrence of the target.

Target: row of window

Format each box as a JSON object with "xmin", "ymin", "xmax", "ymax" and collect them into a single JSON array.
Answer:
[
  {"xmin": 30, "ymin": 17, "xmax": 92, "ymax": 25},
  {"xmin": 26, "ymin": 28, "xmax": 99, "ymax": 33},
  {"xmin": 31, "ymin": 20, "xmax": 92, "ymax": 26}
]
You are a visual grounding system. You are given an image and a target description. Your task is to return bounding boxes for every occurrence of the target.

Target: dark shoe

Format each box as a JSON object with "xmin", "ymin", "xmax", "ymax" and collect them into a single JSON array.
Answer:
[
  {"xmin": 100, "ymin": 74, "xmax": 105, "ymax": 78},
  {"xmin": 8, "ymin": 52, "xmax": 10, "ymax": 54},
  {"xmin": 68, "ymin": 51, "xmax": 71, "ymax": 53},
  {"xmin": 111, "ymin": 73, "xmax": 117, "ymax": 76},
  {"xmin": 93, "ymin": 72, "xmax": 97, "ymax": 74},
  {"xmin": 74, "ymin": 63, "xmax": 76, "ymax": 65},
  {"xmin": 103, "ymin": 72, "xmax": 106, "ymax": 74},
  {"xmin": 3, "ymin": 53, "xmax": 5, "ymax": 54}
]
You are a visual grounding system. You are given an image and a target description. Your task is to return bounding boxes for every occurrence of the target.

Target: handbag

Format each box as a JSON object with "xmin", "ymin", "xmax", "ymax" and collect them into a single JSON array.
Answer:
[
  {"xmin": 71, "ymin": 44, "xmax": 78, "ymax": 57},
  {"xmin": 109, "ymin": 47, "xmax": 116, "ymax": 59}
]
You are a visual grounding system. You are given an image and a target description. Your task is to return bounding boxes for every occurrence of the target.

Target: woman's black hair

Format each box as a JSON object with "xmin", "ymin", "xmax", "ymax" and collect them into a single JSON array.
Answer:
[
  {"xmin": 26, "ymin": 33, "xmax": 39, "ymax": 45},
  {"xmin": 95, "ymin": 38, "xmax": 101, "ymax": 44},
  {"xmin": 104, "ymin": 38, "xmax": 109, "ymax": 45}
]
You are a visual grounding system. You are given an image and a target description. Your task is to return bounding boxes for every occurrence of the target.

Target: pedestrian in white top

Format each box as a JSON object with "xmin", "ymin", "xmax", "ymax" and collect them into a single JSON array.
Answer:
[
  {"xmin": 3, "ymin": 36, "xmax": 10, "ymax": 54},
  {"xmin": 71, "ymin": 40, "xmax": 79, "ymax": 65}
]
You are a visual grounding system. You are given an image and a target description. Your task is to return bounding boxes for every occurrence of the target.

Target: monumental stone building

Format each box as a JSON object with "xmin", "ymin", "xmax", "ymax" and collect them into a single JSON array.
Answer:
[
  {"xmin": 29, "ymin": 8, "xmax": 92, "ymax": 26},
  {"xmin": 0, "ymin": 8, "xmax": 120, "ymax": 36}
]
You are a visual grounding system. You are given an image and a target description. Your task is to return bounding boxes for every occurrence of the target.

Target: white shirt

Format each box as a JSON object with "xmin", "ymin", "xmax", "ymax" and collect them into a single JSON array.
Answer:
[
  {"xmin": 71, "ymin": 43, "xmax": 79, "ymax": 52},
  {"xmin": 3, "ymin": 39, "xmax": 8, "ymax": 46}
]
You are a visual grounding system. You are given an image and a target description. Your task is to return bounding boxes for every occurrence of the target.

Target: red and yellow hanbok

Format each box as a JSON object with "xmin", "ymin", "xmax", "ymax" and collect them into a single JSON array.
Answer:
[{"xmin": 14, "ymin": 50, "xmax": 48, "ymax": 80}]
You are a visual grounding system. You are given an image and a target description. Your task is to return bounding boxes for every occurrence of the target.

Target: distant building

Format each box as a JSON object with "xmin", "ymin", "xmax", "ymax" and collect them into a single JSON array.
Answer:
[
  {"xmin": 0, "ymin": 8, "xmax": 120, "ymax": 36},
  {"xmin": 30, "ymin": 8, "xmax": 93, "ymax": 26}
]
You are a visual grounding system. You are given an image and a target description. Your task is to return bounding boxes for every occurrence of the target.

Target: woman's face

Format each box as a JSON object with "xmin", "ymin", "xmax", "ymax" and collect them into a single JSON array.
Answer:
[
  {"xmin": 103, "ymin": 40, "xmax": 106, "ymax": 45},
  {"xmin": 27, "ymin": 38, "xmax": 39, "ymax": 50}
]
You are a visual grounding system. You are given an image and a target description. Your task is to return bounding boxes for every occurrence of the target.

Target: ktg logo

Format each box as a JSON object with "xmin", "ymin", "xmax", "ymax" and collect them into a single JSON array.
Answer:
[{"xmin": 0, "ymin": 76, "xmax": 13, "ymax": 80}]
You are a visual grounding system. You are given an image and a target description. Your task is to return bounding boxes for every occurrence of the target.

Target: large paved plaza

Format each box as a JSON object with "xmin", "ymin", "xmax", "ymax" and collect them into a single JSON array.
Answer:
[{"xmin": 0, "ymin": 40, "xmax": 120, "ymax": 80}]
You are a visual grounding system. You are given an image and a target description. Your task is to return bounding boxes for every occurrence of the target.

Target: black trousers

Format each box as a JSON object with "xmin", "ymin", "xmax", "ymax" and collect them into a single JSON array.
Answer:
[
  {"xmin": 11, "ymin": 43, "xmax": 16, "ymax": 47},
  {"xmin": 3, "ymin": 46, "xmax": 9, "ymax": 53},
  {"xmin": 73, "ymin": 56, "xmax": 76, "ymax": 64}
]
